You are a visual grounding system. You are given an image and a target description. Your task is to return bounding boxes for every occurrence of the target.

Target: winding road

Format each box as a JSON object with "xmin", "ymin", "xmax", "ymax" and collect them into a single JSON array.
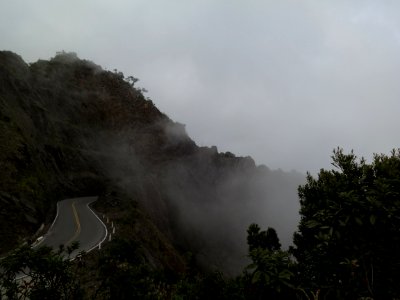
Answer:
[{"xmin": 38, "ymin": 196, "xmax": 107, "ymax": 257}]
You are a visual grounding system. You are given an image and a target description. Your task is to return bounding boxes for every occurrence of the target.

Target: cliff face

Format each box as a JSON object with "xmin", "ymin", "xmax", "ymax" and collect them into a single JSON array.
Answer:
[{"xmin": 0, "ymin": 51, "xmax": 304, "ymax": 274}]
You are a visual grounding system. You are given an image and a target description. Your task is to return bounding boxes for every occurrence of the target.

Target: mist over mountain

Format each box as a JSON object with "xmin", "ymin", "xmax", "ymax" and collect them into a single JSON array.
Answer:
[{"xmin": 0, "ymin": 51, "xmax": 304, "ymax": 274}]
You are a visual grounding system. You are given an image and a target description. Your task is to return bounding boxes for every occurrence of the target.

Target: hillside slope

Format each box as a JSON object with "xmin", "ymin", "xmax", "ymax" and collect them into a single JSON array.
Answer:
[{"xmin": 0, "ymin": 51, "xmax": 304, "ymax": 274}]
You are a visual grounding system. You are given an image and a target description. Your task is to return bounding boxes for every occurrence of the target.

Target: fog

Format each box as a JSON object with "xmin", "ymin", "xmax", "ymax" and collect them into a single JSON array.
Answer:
[
  {"xmin": 160, "ymin": 153, "xmax": 304, "ymax": 274},
  {"xmin": 16, "ymin": 52, "xmax": 304, "ymax": 274},
  {"xmin": 89, "ymin": 114, "xmax": 304, "ymax": 274},
  {"xmin": 2, "ymin": 0, "xmax": 400, "ymax": 274},
  {"xmin": 1, "ymin": 1, "xmax": 400, "ymax": 174}
]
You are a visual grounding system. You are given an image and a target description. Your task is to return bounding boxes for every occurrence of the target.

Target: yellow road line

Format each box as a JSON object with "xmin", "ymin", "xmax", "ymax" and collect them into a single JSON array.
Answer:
[{"xmin": 66, "ymin": 200, "xmax": 81, "ymax": 246}]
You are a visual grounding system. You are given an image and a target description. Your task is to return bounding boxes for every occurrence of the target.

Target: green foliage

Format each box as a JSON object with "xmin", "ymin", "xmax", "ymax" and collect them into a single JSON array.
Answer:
[
  {"xmin": 244, "ymin": 224, "xmax": 296, "ymax": 299},
  {"xmin": 248, "ymin": 249, "xmax": 293, "ymax": 286},
  {"xmin": 93, "ymin": 238, "xmax": 248, "ymax": 299},
  {"xmin": 0, "ymin": 243, "xmax": 83, "ymax": 300},
  {"xmin": 293, "ymin": 148, "xmax": 400, "ymax": 298},
  {"xmin": 94, "ymin": 238, "xmax": 161, "ymax": 299},
  {"xmin": 246, "ymin": 248, "xmax": 295, "ymax": 298},
  {"xmin": 247, "ymin": 223, "xmax": 281, "ymax": 252},
  {"xmin": 17, "ymin": 175, "xmax": 41, "ymax": 199},
  {"xmin": 172, "ymin": 270, "xmax": 249, "ymax": 300},
  {"xmin": 125, "ymin": 75, "xmax": 139, "ymax": 87}
]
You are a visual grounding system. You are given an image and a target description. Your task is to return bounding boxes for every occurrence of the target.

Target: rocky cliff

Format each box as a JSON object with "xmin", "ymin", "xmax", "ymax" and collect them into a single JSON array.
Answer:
[{"xmin": 0, "ymin": 51, "xmax": 304, "ymax": 274}]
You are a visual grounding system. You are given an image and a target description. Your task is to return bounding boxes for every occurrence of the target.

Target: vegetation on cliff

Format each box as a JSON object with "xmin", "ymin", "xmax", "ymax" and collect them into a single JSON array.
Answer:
[
  {"xmin": 2, "ymin": 51, "xmax": 399, "ymax": 298},
  {"xmin": 0, "ymin": 51, "xmax": 303, "ymax": 274}
]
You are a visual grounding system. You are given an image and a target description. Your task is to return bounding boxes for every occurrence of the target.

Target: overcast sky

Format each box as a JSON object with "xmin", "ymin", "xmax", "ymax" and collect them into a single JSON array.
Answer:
[{"xmin": 1, "ymin": 0, "xmax": 400, "ymax": 173}]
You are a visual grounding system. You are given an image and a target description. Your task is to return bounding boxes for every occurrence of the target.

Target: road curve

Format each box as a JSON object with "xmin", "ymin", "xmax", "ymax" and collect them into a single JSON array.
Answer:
[{"xmin": 39, "ymin": 197, "xmax": 107, "ymax": 257}]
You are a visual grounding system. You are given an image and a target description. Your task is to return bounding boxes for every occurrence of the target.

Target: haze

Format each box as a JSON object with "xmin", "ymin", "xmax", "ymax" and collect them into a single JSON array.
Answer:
[{"xmin": 1, "ymin": 0, "xmax": 400, "ymax": 173}]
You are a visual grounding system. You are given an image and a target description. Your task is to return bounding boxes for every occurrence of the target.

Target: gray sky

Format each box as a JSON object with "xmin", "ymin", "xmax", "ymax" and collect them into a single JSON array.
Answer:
[{"xmin": 2, "ymin": 0, "xmax": 400, "ymax": 173}]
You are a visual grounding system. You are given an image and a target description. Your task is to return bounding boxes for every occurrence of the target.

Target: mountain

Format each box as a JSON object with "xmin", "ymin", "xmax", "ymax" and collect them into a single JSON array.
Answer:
[{"xmin": 0, "ymin": 51, "xmax": 304, "ymax": 274}]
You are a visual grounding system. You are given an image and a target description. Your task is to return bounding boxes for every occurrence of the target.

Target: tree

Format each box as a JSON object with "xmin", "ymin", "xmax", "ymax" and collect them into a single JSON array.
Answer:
[
  {"xmin": 245, "ymin": 224, "xmax": 294, "ymax": 299},
  {"xmin": 0, "ymin": 243, "xmax": 84, "ymax": 300},
  {"xmin": 265, "ymin": 228, "xmax": 281, "ymax": 252},
  {"xmin": 247, "ymin": 224, "xmax": 281, "ymax": 252},
  {"xmin": 94, "ymin": 238, "xmax": 159, "ymax": 299},
  {"xmin": 292, "ymin": 148, "xmax": 400, "ymax": 299},
  {"xmin": 125, "ymin": 75, "xmax": 138, "ymax": 87}
]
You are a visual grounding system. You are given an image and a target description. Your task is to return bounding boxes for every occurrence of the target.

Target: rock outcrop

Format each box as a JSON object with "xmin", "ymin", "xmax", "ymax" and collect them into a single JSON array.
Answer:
[{"xmin": 0, "ymin": 51, "xmax": 304, "ymax": 274}]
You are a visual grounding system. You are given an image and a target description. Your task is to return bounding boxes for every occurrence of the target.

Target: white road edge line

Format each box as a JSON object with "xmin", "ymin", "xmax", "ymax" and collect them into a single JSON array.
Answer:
[
  {"xmin": 85, "ymin": 198, "xmax": 108, "ymax": 254},
  {"xmin": 32, "ymin": 201, "xmax": 60, "ymax": 248},
  {"xmin": 16, "ymin": 201, "xmax": 61, "ymax": 280},
  {"xmin": 15, "ymin": 197, "xmax": 107, "ymax": 280}
]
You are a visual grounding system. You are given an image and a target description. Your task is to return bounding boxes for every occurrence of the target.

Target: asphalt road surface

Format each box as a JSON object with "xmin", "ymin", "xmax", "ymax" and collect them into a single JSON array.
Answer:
[{"xmin": 40, "ymin": 196, "xmax": 107, "ymax": 257}]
